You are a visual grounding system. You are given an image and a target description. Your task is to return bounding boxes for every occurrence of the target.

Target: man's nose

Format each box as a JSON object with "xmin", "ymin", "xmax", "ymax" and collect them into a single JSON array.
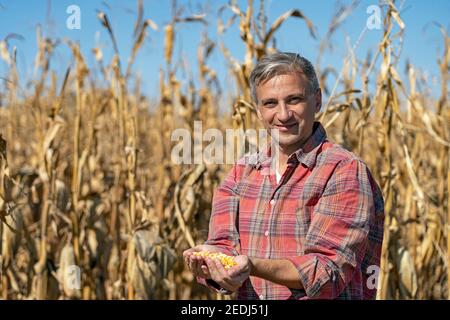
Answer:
[{"xmin": 277, "ymin": 102, "xmax": 292, "ymax": 121}]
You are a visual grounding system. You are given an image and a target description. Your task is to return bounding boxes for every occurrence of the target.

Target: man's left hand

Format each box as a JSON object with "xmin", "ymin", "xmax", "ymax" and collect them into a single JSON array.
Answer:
[{"xmin": 204, "ymin": 255, "xmax": 251, "ymax": 292}]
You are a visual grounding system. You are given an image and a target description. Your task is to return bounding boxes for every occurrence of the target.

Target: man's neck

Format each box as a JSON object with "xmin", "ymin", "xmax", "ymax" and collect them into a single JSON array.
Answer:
[
  {"xmin": 273, "ymin": 145, "xmax": 297, "ymax": 175},
  {"xmin": 273, "ymin": 131, "xmax": 314, "ymax": 174},
  {"xmin": 276, "ymin": 151, "xmax": 289, "ymax": 174}
]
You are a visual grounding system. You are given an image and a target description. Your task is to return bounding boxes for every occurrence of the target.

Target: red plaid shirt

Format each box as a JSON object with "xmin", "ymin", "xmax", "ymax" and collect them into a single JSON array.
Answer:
[{"xmin": 198, "ymin": 122, "xmax": 385, "ymax": 299}]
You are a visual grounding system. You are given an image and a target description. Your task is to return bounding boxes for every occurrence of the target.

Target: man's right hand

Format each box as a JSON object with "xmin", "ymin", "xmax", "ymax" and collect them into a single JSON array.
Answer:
[{"xmin": 183, "ymin": 244, "xmax": 221, "ymax": 279}]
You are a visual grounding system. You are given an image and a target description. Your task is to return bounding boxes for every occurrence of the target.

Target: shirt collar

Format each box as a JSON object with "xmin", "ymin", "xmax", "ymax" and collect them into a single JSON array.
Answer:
[{"xmin": 249, "ymin": 122, "xmax": 327, "ymax": 170}]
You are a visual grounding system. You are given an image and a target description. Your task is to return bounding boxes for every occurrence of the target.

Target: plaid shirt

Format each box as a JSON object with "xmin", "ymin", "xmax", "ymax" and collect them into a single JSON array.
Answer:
[{"xmin": 198, "ymin": 122, "xmax": 385, "ymax": 299}]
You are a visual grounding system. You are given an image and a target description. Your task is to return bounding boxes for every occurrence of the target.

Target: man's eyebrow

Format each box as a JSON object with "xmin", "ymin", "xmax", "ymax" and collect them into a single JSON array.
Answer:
[
  {"xmin": 260, "ymin": 98, "xmax": 277, "ymax": 103},
  {"xmin": 260, "ymin": 93, "xmax": 306, "ymax": 104},
  {"xmin": 285, "ymin": 93, "xmax": 306, "ymax": 99}
]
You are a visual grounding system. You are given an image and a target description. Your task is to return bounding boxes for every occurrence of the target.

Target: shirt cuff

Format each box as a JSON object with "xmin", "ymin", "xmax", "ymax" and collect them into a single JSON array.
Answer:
[
  {"xmin": 286, "ymin": 255, "xmax": 341, "ymax": 299},
  {"xmin": 196, "ymin": 277, "xmax": 233, "ymax": 295}
]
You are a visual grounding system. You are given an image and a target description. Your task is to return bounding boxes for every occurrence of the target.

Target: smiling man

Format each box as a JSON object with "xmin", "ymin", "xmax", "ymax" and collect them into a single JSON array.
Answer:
[{"xmin": 183, "ymin": 52, "xmax": 385, "ymax": 300}]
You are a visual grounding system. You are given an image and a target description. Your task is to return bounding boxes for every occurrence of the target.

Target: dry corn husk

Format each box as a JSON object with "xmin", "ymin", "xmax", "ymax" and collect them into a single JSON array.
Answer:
[
  {"xmin": 0, "ymin": 0, "xmax": 448, "ymax": 301},
  {"xmin": 164, "ymin": 24, "xmax": 174, "ymax": 66},
  {"xmin": 127, "ymin": 225, "xmax": 176, "ymax": 299},
  {"xmin": 57, "ymin": 243, "xmax": 81, "ymax": 299},
  {"xmin": 397, "ymin": 246, "xmax": 418, "ymax": 298},
  {"xmin": 1, "ymin": 209, "xmax": 23, "ymax": 269}
]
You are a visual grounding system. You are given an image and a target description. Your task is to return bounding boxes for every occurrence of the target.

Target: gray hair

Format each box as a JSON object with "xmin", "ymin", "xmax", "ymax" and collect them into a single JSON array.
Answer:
[{"xmin": 249, "ymin": 52, "xmax": 320, "ymax": 103}]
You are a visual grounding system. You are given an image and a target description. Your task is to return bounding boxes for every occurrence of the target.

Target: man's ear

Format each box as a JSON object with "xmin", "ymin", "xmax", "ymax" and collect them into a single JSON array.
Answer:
[{"xmin": 314, "ymin": 88, "xmax": 322, "ymax": 113}]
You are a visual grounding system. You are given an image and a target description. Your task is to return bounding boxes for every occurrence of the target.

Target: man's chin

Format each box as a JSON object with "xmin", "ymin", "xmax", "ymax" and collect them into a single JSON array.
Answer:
[{"xmin": 273, "ymin": 136, "xmax": 303, "ymax": 149}]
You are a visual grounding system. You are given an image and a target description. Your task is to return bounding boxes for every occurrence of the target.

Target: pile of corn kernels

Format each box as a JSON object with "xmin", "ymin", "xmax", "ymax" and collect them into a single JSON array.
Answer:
[{"xmin": 192, "ymin": 251, "xmax": 237, "ymax": 269}]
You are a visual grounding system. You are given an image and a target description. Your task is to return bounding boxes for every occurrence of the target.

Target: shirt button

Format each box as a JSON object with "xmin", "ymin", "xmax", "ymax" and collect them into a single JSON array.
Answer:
[
  {"xmin": 269, "ymin": 199, "xmax": 275, "ymax": 206},
  {"xmin": 264, "ymin": 230, "xmax": 269, "ymax": 237},
  {"xmin": 259, "ymin": 294, "xmax": 264, "ymax": 300}
]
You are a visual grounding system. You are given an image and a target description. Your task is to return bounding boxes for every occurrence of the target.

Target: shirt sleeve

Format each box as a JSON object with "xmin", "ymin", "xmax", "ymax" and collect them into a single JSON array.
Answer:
[
  {"xmin": 196, "ymin": 164, "xmax": 242, "ymax": 293},
  {"xmin": 286, "ymin": 159, "xmax": 375, "ymax": 299}
]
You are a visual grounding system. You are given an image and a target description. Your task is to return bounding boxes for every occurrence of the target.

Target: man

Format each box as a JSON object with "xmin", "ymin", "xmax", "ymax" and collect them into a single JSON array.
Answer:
[{"xmin": 183, "ymin": 52, "xmax": 385, "ymax": 300}]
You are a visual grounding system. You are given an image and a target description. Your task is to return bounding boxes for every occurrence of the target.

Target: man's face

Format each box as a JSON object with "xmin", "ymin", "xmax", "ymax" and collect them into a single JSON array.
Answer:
[{"xmin": 255, "ymin": 72, "xmax": 321, "ymax": 154}]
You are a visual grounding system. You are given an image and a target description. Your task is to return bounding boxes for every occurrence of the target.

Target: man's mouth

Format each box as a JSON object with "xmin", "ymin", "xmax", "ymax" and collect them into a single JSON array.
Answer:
[{"xmin": 273, "ymin": 123, "xmax": 297, "ymax": 132}]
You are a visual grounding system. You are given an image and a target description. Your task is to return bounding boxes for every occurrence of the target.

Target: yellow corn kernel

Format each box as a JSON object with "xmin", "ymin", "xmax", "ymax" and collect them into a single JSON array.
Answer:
[{"xmin": 192, "ymin": 251, "xmax": 237, "ymax": 269}]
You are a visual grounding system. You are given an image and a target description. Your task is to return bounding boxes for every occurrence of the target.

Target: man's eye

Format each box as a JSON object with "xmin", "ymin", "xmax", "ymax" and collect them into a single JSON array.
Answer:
[
  {"xmin": 287, "ymin": 97, "xmax": 303, "ymax": 104},
  {"xmin": 263, "ymin": 102, "xmax": 277, "ymax": 107}
]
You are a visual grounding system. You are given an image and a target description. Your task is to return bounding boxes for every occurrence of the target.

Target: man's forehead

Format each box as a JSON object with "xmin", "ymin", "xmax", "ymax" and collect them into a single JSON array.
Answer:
[{"xmin": 257, "ymin": 73, "xmax": 309, "ymax": 93}]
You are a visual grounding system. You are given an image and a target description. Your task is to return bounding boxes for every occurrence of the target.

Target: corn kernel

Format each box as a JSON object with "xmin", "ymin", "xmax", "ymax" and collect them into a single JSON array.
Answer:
[{"xmin": 192, "ymin": 251, "xmax": 237, "ymax": 269}]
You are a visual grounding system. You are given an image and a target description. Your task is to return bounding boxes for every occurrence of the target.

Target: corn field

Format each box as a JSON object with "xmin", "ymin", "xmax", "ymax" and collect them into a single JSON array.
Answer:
[{"xmin": 0, "ymin": 0, "xmax": 449, "ymax": 300}]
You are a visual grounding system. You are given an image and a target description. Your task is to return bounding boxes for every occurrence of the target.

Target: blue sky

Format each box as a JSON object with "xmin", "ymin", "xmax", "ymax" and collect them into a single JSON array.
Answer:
[{"xmin": 0, "ymin": 0, "xmax": 448, "ymax": 108}]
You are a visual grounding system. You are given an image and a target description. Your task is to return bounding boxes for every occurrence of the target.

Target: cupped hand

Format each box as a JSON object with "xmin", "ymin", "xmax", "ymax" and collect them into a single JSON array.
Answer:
[
  {"xmin": 183, "ymin": 244, "xmax": 221, "ymax": 279},
  {"xmin": 204, "ymin": 254, "xmax": 251, "ymax": 292}
]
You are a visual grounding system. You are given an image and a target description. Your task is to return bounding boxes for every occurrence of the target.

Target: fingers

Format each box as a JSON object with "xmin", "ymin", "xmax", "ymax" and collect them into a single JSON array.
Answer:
[
  {"xmin": 200, "ymin": 264, "xmax": 211, "ymax": 278},
  {"xmin": 192, "ymin": 255, "xmax": 206, "ymax": 277},
  {"xmin": 183, "ymin": 247, "xmax": 200, "ymax": 275},
  {"xmin": 227, "ymin": 266, "xmax": 241, "ymax": 278},
  {"xmin": 183, "ymin": 246, "xmax": 202, "ymax": 269},
  {"xmin": 183, "ymin": 247, "xmax": 196, "ymax": 265},
  {"xmin": 185, "ymin": 254, "xmax": 210, "ymax": 279},
  {"xmin": 227, "ymin": 263, "xmax": 247, "ymax": 278},
  {"xmin": 183, "ymin": 245, "xmax": 237, "ymax": 282},
  {"xmin": 205, "ymin": 257, "xmax": 241, "ymax": 292},
  {"xmin": 183, "ymin": 250, "xmax": 191, "ymax": 267},
  {"xmin": 204, "ymin": 257, "xmax": 232, "ymax": 291}
]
